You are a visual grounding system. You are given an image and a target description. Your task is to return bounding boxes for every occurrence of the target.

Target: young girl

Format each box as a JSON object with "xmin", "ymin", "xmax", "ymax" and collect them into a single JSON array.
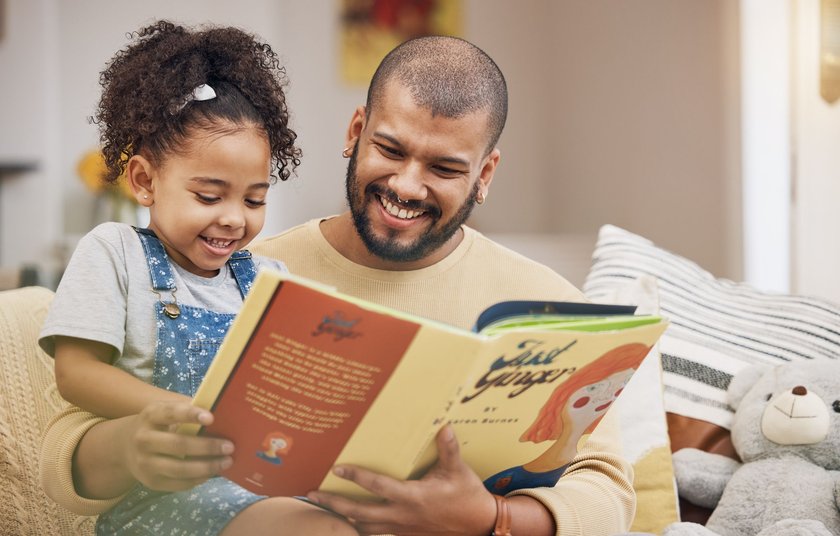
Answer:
[{"xmin": 39, "ymin": 20, "xmax": 355, "ymax": 536}]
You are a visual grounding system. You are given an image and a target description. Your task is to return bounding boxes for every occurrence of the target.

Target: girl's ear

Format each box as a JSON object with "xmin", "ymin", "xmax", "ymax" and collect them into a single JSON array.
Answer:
[{"xmin": 126, "ymin": 155, "xmax": 155, "ymax": 207}]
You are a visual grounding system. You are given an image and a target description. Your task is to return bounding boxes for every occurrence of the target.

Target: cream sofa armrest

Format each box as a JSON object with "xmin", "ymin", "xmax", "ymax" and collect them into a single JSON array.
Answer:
[{"xmin": 0, "ymin": 286, "xmax": 96, "ymax": 535}]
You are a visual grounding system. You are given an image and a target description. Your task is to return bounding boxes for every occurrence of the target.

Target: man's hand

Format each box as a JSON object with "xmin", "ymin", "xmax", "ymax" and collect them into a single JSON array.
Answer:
[
  {"xmin": 306, "ymin": 425, "xmax": 497, "ymax": 536},
  {"xmin": 120, "ymin": 401, "xmax": 235, "ymax": 492}
]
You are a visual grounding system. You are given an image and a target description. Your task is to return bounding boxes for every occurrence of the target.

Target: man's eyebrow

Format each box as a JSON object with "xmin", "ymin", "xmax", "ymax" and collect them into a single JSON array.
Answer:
[
  {"xmin": 436, "ymin": 155, "xmax": 470, "ymax": 167},
  {"xmin": 372, "ymin": 131, "xmax": 402, "ymax": 147},
  {"xmin": 372, "ymin": 131, "xmax": 470, "ymax": 167}
]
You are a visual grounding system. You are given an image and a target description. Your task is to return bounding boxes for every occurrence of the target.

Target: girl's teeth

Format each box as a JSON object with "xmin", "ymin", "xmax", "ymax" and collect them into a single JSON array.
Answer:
[{"xmin": 206, "ymin": 238, "xmax": 233, "ymax": 248}]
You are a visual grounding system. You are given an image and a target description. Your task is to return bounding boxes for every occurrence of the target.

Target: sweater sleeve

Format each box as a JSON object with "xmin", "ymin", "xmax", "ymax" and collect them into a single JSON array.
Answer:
[
  {"xmin": 39, "ymin": 406, "xmax": 124, "ymax": 515},
  {"xmin": 508, "ymin": 409, "xmax": 636, "ymax": 535}
]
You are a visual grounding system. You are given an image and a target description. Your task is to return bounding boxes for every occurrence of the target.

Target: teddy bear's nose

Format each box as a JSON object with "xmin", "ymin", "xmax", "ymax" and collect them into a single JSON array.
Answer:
[{"xmin": 792, "ymin": 386, "xmax": 807, "ymax": 396}]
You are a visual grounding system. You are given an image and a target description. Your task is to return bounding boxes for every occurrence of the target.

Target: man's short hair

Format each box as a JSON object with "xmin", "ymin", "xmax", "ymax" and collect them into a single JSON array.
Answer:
[{"xmin": 366, "ymin": 36, "xmax": 508, "ymax": 153}]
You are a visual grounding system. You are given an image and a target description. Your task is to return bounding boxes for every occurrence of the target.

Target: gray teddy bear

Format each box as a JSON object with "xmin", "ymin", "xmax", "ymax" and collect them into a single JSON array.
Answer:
[{"xmin": 660, "ymin": 359, "xmax": 840, "ymax": 536}]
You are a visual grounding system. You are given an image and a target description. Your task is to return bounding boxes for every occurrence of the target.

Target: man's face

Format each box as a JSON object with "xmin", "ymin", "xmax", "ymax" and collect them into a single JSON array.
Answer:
[{"xmin": 344, "ymin": 82, "xmax": 500, "ymax": 264}]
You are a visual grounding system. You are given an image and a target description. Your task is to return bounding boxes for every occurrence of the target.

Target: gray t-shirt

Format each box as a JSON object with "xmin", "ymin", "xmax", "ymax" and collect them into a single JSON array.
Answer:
[{"xmin": 39, "ymin": 222, "xmax": 287, "ymax": 383}]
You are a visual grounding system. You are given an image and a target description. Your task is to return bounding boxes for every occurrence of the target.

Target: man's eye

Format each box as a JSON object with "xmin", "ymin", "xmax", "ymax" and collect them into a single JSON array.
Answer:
[
  {"xmin": 196, "ymin": 193, "xmax": 220, "ymax": 203},
  {"xmin": 378, "ymin": 145, "xmax": 402, "ymax": 157},
  {"xmin": 434, "ymin": 166, "xmax": 461, "ymax": 176}
]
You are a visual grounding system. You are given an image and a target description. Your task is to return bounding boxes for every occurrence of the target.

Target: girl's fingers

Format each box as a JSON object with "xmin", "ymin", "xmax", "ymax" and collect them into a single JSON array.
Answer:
[
  {"xmin": 145, "ymin": 451, "xmax": 233, "ymax": 482},
  {"xmin": 135, "ymin": 427, "xmax": 234, "ymax": 459},
  {"xmin": 139, "ymin": 400, "xmax": 213, "ymax": 428}
]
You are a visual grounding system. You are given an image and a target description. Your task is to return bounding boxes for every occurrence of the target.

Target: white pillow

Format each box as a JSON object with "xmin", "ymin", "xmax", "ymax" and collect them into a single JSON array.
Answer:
[
  {"xmin": 585, "ymin": 273, "xmax": 679, "ymax": 533},
  {"xmin": 584, "ymin": 224, "xmax": 840, "ymax": 429}
]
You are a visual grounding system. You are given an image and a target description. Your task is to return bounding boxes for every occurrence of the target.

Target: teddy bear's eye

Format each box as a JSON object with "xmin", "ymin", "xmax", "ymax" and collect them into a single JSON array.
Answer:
[{"xmin": 832, "ymin": 400, "xmax": 840, "ymax": 413}]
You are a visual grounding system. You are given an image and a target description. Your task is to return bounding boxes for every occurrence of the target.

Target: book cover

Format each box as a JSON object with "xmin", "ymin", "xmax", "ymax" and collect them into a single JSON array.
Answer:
[{"xmin": 182, "ymin": 270, "xmax": 668, "ymax": 499}]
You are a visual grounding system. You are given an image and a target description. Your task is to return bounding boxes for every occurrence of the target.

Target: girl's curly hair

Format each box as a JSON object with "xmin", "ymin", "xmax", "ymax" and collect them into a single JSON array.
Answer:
[{"xmin": 94, "ymin": 20, "xmax": 301, "ymax": 183}]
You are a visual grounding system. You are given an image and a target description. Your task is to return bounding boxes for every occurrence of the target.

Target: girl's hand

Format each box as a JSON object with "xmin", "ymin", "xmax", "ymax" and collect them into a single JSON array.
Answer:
[{"xmin": 120, "ymin": 400, "xmax": 235, "ymax": 492}]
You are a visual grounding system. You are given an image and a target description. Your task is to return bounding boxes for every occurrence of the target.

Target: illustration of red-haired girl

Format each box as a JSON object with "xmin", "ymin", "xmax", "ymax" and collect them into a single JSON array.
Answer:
[
  {"xmin": 256, "ymin": 431, "xmax": 294, "ymax": 465},
  {"xmin": 483, "ymin": 343, "xmax": 652, "ymax": 494}
]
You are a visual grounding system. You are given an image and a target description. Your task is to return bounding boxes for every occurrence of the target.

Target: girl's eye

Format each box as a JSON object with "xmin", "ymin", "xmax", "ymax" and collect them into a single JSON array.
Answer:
[
  {"xmin": 196, "ymin": 193, "xmax": 220, "ymax": 204},
  {"xmin": 245, "ymin": 199, "xmax": 267, "ymax": 208}
]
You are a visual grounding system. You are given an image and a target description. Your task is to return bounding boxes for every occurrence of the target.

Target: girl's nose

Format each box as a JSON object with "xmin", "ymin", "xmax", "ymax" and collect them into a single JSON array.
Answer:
[{"xmin": 218, "ymin": 205, "xmax": 245, "ymax": 229}]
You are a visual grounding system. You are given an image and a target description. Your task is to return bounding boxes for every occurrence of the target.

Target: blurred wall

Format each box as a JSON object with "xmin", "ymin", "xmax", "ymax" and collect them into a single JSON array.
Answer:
[
  {"xmin": 542, "ymin": 0, "xmax": 741, "ymax": 279},
  {"xmin": 0, "ymin": 0, "xmax": 741, "ymax": 287},
  {"xmin": 0, "ymin": 0, "xmax": 61, "ymax": 276},
  {"xmin": 792, "ymin": 0, "xmax": 840, "ymax": 303}
]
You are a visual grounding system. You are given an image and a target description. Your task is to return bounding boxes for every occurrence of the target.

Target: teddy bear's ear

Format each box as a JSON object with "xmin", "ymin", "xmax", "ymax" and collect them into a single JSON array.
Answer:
[{"xmin": 727, "ymin": 364, "xmax": 772, "ymax": 410}]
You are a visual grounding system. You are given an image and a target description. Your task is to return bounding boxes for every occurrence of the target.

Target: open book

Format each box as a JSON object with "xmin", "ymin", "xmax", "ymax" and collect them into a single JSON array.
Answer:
[{"xmin": 181, "ymin": 270, "xmax": 668, "ymax": 499}]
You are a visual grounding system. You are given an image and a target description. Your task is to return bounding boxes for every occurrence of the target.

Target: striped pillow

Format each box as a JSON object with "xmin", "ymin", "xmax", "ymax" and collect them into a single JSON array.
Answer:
[{"xmin": 583, "ymin": 224, "xmax": 840, "ymax": 429}]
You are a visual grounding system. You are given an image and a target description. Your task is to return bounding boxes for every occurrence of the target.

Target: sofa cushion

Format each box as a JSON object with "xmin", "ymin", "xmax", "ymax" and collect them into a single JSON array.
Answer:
[
  {"xmin": 584, "ymin": 224, "xmax": 840, "ymax": 523},
  {"xmin": 0, "ymin": 286, "xmax": 95, "ymax": 535},
  {"xmin": 582, "ymin": 271, "xmax": 679, "ymax": 533},
  {"xmin": 584, "ymin": 224, "xmax": 840, "ymax": 429}
]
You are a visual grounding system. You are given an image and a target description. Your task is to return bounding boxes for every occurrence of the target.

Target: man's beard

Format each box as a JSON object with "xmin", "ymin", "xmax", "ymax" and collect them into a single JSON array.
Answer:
[{"xmin": 344, "ymin": 143, "xmax": 480, "ymax": 263}]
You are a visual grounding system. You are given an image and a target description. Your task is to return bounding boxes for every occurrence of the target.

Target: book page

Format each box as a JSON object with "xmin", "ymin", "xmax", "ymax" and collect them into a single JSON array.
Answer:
[
  {"xmin": 446, "ymin": 322, "xmax": 667, "ymax": 494},
  {"xmin": 202, "ymin": 280, "xmax": 423, "ymax": 497}
]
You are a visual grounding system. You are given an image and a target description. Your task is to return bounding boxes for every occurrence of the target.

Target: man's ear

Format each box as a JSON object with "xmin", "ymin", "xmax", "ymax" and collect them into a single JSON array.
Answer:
[
  {"xmin": 477, "ymin": 148, "xmax": 501, "ymax": 201},
  {"xmin": 126, "ymin": 155, "xmax": 155, "ymax": 207},
  {"xmin": 345, "ymin": 105, "xmax": 367, "ymax": 151}
]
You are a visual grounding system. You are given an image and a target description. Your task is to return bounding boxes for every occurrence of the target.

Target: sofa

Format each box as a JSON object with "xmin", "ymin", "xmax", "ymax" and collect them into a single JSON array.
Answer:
[
  {"xmin": 0, "ymin": 286, "xmax": 95, "ymax": 535},
  {"xmin": 2, "ymin": 224, "xmax": 838, "ymax": 535}
]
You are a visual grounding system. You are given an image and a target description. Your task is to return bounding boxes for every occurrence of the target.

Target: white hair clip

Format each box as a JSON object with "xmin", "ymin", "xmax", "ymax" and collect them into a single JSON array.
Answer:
[
  {"xmin": 171, "ymin": 83, "xmax": 217, "ymax": 114},
  {"xmin": 192, "ymin": 84, "xmax": 217, "ymax": 101}
]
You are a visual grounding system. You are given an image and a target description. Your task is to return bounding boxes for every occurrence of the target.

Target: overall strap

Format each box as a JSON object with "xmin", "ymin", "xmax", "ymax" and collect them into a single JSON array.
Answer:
[
  {"xmin": 228, "ymin": 250, "xmax": 258, "ymax": 299},
  {"xmin": 134, "ymin": 227, "xmax": 177, "ymax": 291}
]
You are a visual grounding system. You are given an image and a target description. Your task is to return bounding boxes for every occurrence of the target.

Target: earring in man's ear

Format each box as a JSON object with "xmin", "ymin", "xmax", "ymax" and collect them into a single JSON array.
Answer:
[
  {"xmin": 476, "ymin": 191, "xmax": 486, "ymax": 205},
  {"xmin": 342, "ymin": 147, "xmax": 352, "ymax": 158}
]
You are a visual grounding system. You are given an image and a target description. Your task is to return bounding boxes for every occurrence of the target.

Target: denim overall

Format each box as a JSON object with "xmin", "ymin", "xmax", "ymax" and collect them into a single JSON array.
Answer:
[{"xmin": 96, "ymin": 229, "xmax": 267, "ymax": 536}]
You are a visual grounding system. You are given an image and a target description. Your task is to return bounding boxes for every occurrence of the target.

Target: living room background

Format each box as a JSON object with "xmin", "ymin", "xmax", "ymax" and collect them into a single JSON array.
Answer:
[{"xmin": 1, "ymin": 0, "xmax": 838, "ymax": 304}]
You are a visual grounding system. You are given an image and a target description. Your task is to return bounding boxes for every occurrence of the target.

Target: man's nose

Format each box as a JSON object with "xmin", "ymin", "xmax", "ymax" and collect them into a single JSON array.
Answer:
[{"xmin": 387, "ymin": 161, "xmax": 428, "ymax": 201}]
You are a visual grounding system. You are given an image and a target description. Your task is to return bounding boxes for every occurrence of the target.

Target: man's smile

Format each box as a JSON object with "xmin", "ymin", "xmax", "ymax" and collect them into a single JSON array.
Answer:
[{"xmin": 378, "ymin": 195, "xmax": 426, "ymax": 220}]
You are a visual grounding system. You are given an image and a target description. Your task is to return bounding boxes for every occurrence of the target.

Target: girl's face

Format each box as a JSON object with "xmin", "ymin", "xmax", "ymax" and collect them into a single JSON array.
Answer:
[{"xmin": 138, "ymin": 125, "xmax": 271, "ymax": 277}]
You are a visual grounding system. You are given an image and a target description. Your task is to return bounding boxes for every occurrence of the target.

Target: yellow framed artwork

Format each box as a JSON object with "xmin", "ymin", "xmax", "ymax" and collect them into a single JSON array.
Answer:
[
  {"xmin": 340, "ymin": 0, "xmax": 462, "ymax": 85},
  {"xmin": 0, "ymin": 0, "xmax": 5, "ymax": 43},
  {"xmin": 821, "ymin": 0, "xmax": 840, "ymax": 104}
]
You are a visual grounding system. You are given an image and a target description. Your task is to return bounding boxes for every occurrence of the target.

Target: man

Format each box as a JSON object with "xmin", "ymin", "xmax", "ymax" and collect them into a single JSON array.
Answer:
[{"xmin": 41, "ymin": 37, "xmax": 634, "ymax": 535}]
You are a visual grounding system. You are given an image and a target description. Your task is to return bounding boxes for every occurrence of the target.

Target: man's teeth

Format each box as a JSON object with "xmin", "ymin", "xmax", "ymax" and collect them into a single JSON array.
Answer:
[
  {"xmin": 204, "ymin": 237, "xmax": 234, "ymax": 248},
  {"xmin": 381, "ymin": 197, "xmax": 424, "ymax": 219}
]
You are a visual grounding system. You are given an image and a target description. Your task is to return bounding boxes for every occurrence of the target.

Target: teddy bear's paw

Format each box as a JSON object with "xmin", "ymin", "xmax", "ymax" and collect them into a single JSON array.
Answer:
[
  {"xmin": 755, "ymin": 519, "xmax": 833, "ymax": 536},
  {"xmin": 671, "ymin": 448, "xmax": 738, "ymax": 509},
  {"xmin": 661, "ymin": 521, "xmax": 719, "ymax": 536}
]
